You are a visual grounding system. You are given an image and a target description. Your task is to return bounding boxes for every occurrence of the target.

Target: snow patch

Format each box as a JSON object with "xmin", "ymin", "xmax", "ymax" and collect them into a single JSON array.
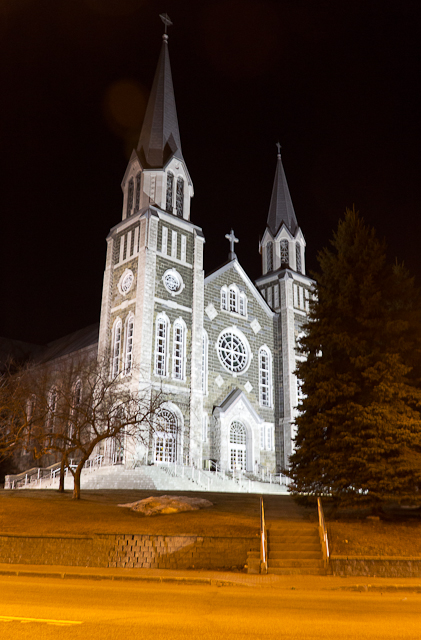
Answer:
[{"xmin": 118, "ymin": 495, "xmax": 213, "ymax": 516}]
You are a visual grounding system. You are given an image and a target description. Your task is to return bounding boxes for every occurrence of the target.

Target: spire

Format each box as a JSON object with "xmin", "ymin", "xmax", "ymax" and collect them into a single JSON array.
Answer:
[
  {"xmin": 266, "ymin": 144, "xmax": 298, "ymax": 237},
  {"xmin": 137, "ymin": 15, "xmax": 183, "ymax": 169}
]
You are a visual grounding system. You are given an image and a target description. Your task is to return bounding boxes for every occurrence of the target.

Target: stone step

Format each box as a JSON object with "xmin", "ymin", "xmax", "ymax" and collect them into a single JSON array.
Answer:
[
  {"xmin": 269, "ymin": 542, "xmax": 321, "ymax": 553},
  {"xmin": 268, "ymin": 559, "xmax": 324, "ymax": 568},
  {"xmin": 268, "ymin": 550, "xmax": 323, "ymax": 559},
  {"xmin": 267, "ymin": 530, "xmax": 320, "ymax": 544},
  {"xmin": 267, "ymin": 567, "xmax": 326, "ymax": 576}
]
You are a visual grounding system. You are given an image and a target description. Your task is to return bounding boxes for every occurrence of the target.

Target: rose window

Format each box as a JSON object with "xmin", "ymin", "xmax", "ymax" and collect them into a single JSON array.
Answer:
[
  {"xmin": 163, "ymin": 269, "xmax": 184, "ymax": 295},
  {"xmin": 217, "ymin": 329, "xmax": 249, "ymax": 374},
  {"xmin": 118, "ymin": 269, "xmax": 134, "ymax": 295}
]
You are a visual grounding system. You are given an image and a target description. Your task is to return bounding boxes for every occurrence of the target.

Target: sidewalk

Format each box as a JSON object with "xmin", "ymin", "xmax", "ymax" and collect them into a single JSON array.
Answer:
[{"xmin": 1, "ymin": 563, "xmax": 421, "ymax": 592}]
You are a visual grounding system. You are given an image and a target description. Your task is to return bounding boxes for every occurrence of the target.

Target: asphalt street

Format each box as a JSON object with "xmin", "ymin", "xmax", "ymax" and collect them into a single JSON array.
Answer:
[{"xmin": 1, "ymin": 575, "xmax": 420, "ymax": 639}]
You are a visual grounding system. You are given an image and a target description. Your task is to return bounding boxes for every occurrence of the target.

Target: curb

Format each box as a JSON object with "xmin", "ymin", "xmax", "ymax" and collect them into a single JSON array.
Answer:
[
  {"xmin": 336, "ymin": 584, "xmax": 421, "ymax": 593},
  {"xmin": 0, "ymin": 569, "xmax": 250, "ymax": 588}
]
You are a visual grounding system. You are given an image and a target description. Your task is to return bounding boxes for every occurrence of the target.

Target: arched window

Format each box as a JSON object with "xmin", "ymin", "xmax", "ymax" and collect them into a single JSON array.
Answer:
[
  {"xmin": 176, "ymin": 177, "xmax": 184, "ymax": 218},
  {"xmin": 296, "ymin": 243, "xmax": 302, "ymax": 273},
  {"xmin": 70, "ymin": 379, "xmax": 82, "ymax": 439},
  {"xmin": 126, "ymin": 177, "xmax": 134, "ymax": 217},
  {"xmin": 155, "ymin": 314, "xmax": 169, "ymax": 377},
  {"xmin": 266, "ymin": 241, "xmax": 273, "ymax": 272},
  {"xmin": 230, "ymin": 421, "xmax": 247, "ymax": 471},
  {"xmin": 239, "ymin": 292, "xmax": 247, "ymax": 317},
  {"xmin": 166, "ymin": 172, "xmax": 174, "ymax": 213},
  {"xmin": 124, "ymin": 315, "xmax": 134, "ymax": 374},
  {"xmin": 73, "ymin": 379, "xmax": 82, "ymax": 408},
  {"xmin": 259, "ymin": 346, "xmax": 272, "ymax": 407},
  {"xmin": 202, "ymin": 330, "xmax": 208, "ymax": 394},
  {"xmin": 135, "ymin": 172, "xmax": 141, "ymax": 212},
  {"xmin": 229, "ymin": 285, "xmax": 238, "ymax": 313},
  {"xmin": 221, "ymin": 286, "xmax": 228, "ymax": 310},
  {"xmin": 47, "ymin": 387, "xmax": 58, "ymax": 433},
  {"xmin": 172, "ymin": 318, "xmax": 186, "ymax": 381},
  {"xmin": 280, "ymin": 240, "xmax": 289, "ymax": 267},
  {"xmin": 154, "ymin": 408, "xmax": 178, "ymax": 463},
  {"xmin": 112, "ymin": 319, "xmax": 122, "ymax": 377}
]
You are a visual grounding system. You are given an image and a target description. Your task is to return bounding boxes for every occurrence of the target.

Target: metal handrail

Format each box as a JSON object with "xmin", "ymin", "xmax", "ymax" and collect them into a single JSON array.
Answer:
[
  {"xmin": 317, "ymin": 497, "xmax": 330, "ymax": 563},
  {"xmin": 260, "ymin": 496, "xmax": 267, "ymax": 574}
]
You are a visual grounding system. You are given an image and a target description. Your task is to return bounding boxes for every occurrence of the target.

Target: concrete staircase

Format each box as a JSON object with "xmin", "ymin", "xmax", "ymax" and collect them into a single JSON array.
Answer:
[
  {"xmin": 262, "ymin": 495, "xmax": 326, "ymax": 575},
  {"xmin": 266, "ymin": 524, "xmax": 325, "ymax": 575}
]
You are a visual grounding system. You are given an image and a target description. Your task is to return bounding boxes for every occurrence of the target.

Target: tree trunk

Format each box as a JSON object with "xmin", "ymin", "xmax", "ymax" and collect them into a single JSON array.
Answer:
[
  {"xmin": 58, "ymin": 456, "xmax": 66, "ymax": 492},
  {"xmin": 72, "ymin": 464, "xmax": 83, "ymax": 499}
]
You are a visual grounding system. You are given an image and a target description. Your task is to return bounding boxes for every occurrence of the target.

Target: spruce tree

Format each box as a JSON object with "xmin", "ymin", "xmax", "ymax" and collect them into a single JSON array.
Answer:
[{"xmin": 290, "ymin": 208, "xmax": 421, "ymax": 510}]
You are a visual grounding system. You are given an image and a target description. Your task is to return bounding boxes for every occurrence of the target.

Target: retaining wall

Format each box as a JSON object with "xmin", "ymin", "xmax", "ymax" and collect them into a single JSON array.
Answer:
[
  {"xmin": 330, "ymin": 556, "xmax": 421, "ymax": 577},
  {"xmin": 0, "ymin": 534, "xmax": 259, "ymax": 570}
]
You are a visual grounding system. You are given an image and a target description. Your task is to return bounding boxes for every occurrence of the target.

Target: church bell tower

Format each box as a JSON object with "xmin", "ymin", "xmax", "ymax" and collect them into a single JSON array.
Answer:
[
  {"xmin": 98, "ymin": 15, "xmax": 205, "ymax": 468},
  {"xmin": 256, "ymin": 147, "xmax": 315, "ymax": 468}
]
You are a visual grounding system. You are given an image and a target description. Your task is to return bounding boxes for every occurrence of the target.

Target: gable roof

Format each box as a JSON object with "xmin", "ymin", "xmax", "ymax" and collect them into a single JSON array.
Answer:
[
  {"xmin": 214, "ymin": 388, "xmax": 263, "ymax": 424},
  {"xmin": 205, "ymin": 259, "xmax": 276, "ymax": 319},
  {"xmin": 35, "ymin": 323, "xmax": 99, "ymax": 365}
]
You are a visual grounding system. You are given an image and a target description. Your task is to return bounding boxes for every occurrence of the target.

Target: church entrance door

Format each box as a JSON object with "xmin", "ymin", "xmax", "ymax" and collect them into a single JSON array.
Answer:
[{"xmin": 229, "ymin": 421, "xmax": 247, "ymax": 471}]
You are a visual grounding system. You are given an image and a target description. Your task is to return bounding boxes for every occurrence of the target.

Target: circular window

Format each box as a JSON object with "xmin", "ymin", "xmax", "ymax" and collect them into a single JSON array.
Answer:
[
  {"xmin": 163, "ymin": 269, "xmax": 184, "ymax": 295},
  {"xmin": 118, "ymin": 269, "xmax": 134, "ymax": 295},
  {"xmin": 216, "ymin": 328, "xmax": 249, "ymax": 374}
]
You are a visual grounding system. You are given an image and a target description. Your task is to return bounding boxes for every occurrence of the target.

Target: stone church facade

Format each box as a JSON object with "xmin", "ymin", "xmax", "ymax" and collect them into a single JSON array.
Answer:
[{"xmin": 93, "ymin": 29, "xmax": 315, "ymax": 476}]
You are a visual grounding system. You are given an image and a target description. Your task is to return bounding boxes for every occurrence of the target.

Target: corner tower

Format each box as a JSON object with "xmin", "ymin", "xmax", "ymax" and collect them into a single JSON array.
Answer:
[
  {"xmin": 256, "ymin": 146, "xmax": 315, "ymax": 469},
  {"xmin": 98, "ymin": 16, "xmax": 204, "ymax": 469}
]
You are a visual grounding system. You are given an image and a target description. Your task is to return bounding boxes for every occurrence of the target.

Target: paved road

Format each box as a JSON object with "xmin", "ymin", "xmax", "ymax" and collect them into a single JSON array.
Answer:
[{"xmin": 1, "ymin": 575, "xmax": 420, "ymax": 639}]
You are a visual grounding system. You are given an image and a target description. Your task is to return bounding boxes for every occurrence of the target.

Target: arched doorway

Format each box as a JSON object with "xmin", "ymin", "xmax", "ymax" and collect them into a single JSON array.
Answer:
[
  {"xmin": 229, "ymin": 421, "xmax": 247, "ymax": 470},
  {"xmin": 154, "ymin": 408, "xmax": 178, "ymax": 463}
]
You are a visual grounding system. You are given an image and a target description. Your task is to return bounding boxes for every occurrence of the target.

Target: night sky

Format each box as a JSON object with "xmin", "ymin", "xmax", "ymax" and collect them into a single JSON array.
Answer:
[{"xmin": 1, "ymin": 0, "xmax": 420, "ymax": 344}]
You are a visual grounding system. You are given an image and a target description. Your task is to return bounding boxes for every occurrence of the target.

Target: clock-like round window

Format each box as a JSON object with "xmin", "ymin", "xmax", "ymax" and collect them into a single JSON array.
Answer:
[
  {"xmin": 118, "ymin": 269, "xmax": 134, "ymax": 295},
  {"xmin": 217, "ymin": 328, "xmax": 249, "ymax": 374},
  {"xmin": 163, "ymin": 269, "xmax": 184, "ymax": 295}
]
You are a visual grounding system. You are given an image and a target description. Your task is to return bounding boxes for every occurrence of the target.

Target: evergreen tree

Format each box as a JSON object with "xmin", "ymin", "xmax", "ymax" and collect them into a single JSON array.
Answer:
[{"xmin": 290, "ymin": 208, "xmax": 421, "ymax": 511}]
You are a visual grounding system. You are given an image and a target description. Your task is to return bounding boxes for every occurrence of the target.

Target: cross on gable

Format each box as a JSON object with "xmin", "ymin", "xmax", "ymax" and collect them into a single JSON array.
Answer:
[{"xmin": 225, "ymin": 229, "xmax": 239, "ymax": 260}]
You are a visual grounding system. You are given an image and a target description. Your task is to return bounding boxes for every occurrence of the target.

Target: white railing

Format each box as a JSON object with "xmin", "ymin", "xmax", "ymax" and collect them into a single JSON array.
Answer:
[{"xmin": 5, "ymin": 455, "xmax": 105, "ymax": 489}]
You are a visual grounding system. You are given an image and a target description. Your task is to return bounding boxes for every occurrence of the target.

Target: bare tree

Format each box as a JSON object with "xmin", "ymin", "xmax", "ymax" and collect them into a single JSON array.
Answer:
[{"xmin": 4, "ymin": 353, "xmax": 163, "ymax": 499}]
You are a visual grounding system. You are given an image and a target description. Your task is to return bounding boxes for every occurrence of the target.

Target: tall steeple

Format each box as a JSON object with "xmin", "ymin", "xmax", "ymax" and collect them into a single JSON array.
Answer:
[
  {"xmin": 137, "ymin": 15, "xmax": 183, "ymax": 169},
  {"xmin": 266, "ymin": 144, "xmax": 298, "ymax": 237},
  {"xmin": 121, "ymin": 15, "xmax": 193, "ymax": 222}
]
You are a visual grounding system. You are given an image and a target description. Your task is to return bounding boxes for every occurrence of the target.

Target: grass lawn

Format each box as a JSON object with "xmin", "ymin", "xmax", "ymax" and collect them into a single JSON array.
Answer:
[
  {"xmin": 2, "ymin": 490, "xmax": 421, "ymax": 558},
  {"xmin": 326, "ymin": 505, "xmax": 421, "ymax": 557},
  {"xmin": 0, "ymin": 489, "xmax": 264, "ymax": 537}
]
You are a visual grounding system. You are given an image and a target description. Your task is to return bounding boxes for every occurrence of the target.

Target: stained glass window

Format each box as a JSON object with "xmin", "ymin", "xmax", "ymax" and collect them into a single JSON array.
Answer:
[
  {"xmin": 176, "ymin": 177, "xmax": 184, "ymax": 218},
  {"xmin": 126, "ymin": 178, "xmax": 134, "ymax": 217},
  {"xmin": 166, "ymin": 172, "xmax": 174, "ymax": 213}
]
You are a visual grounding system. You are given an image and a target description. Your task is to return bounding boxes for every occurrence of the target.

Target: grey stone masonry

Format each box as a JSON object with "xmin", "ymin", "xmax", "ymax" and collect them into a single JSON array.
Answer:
[{"xmin": 0, "ymin": 534, "xmax": 259, "ymax": 571}]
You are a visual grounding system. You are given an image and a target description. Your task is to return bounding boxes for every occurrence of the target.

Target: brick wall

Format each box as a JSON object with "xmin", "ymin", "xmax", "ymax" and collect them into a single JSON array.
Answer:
[{"xmin": 0, "ymin": 534, "xmax": 259, "ymax": 570}]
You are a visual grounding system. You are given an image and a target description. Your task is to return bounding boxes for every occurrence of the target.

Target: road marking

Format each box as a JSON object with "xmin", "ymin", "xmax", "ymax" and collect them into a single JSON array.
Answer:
[{"xmin": 0, "ymin": 615, "xmax": 83, "ymax": 625}]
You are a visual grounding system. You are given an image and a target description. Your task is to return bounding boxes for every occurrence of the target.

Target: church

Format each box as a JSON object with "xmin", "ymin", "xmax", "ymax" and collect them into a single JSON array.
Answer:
[
  {"xmin": 93, "ymin": 24, "xmax": 315, "ymax": 477},
  {"xmin": 9, "ymin": 22, "xmax": 315, "ymax": 484}
]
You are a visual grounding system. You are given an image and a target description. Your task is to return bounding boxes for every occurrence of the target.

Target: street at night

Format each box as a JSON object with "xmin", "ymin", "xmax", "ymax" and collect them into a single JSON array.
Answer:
[{"xmin": 1, "ymin": 575, "xmax": 420, "ymax": 639}]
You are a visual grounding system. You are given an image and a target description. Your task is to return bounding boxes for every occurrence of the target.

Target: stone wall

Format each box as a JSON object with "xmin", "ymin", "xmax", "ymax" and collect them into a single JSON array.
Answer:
[
  {"xmin": 0, "ymin": 534, "xmax": 259, "ymax": 570},
  {"xmin": 330, "ymin": 556, "xmax": 421, "ymax": 577}
]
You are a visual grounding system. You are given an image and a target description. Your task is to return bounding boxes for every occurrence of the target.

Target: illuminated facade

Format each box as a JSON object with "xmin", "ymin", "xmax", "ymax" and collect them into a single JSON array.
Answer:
[{"xmin": 95, "ymin": 29, "xmax": 315, "ymax": 474}]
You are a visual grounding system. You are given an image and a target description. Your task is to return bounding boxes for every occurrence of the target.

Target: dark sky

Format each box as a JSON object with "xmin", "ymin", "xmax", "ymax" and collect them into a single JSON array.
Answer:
[{"xmin": 1, "ymin": 0, "xmax": 420, "ymax": 344}]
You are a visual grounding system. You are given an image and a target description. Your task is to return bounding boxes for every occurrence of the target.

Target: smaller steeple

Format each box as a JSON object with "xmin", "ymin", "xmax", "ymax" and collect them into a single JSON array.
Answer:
[
  {"xmin": 136, "ymin": 14, "xmax": 184, "ymax": 169},
  {"xmin": 266, "ymin": 144, "xmax": 298, "ymax": 237}
]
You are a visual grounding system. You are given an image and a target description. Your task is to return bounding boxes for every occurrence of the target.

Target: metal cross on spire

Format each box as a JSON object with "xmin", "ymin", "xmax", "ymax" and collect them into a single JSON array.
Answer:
[
  {"xmin": 276, "ymin": 141, "xmax": 281, "ymax": 156},
  {"xmin": 225, "ymin": 229, "xmax": 239, "ymax": 261},
  {"xmin": 160, "ymin": 13, "xmax": 173, "ymax": 37}
]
